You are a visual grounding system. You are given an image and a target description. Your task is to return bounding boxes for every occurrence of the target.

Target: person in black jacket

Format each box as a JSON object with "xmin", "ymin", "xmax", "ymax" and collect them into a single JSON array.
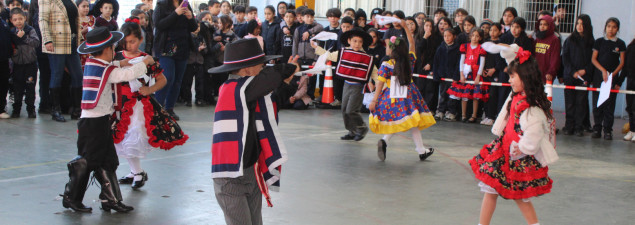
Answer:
[
  {"xmin": 152, "ymin": 0, "xmax": 198, "ymax": 120},
  {"xmin": 432, "ymin": 27, "xmax": 460, "ymax": 121},
  {"xmin": 0, "ymin": 14, "xmax": 13, "ymax": 119},
  {"xmin": 481, "ymin": 22, "xmax": 503, "ymax": 125},
  {"xmin": 261, "ymin": 5, "xmax": 282, "ymax": 57},
  {"xmin": 496, "ymin": 17, "xmax": 533, "ymax": 113},
  {"xmin": 620, "ymin": 37, "xmax": 635, "ymax": 142},
  {"xmin": 562, "ymin": 14, "xmax": 594, "ymax": 137}
]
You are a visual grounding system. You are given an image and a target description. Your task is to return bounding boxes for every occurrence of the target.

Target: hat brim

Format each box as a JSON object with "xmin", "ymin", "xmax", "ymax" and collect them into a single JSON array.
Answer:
[
  {"xmin": 340, "ymin": 29, "xmax": 373, "ymax": 49},
  {"xmin": 208, "ymin": 55, "xmax": 282, "ymax": 74},
  {"xmin": 77, "ymin": 31, "xmax": 124, "ymax": 55}
]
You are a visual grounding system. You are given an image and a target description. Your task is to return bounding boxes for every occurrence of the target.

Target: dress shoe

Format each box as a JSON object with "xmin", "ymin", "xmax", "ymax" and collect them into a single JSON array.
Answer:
[
  {"xmin": 591, "ymin": 130, "xmax": 602, "ymax": 139},
  {"xmin": 340, "ymin": 134, "xmax": 355, "ymax": 140},
  {"xmin": 62, "ymin": 198, "xmax": 92, "ymax": 213},
  {"xmin": 604, "ymin": 132, "xmax": 613, "ymax": 140},
  {"xmin": 118, "ymin": 172, "xmax": 134, "ymax": 184},
  {"xmin": 101, "ymin": 201, "xmax": 134, "ymax": 213},
  {"xmin": 353, "ymin": 134, "xmax": 365, "ymax": 141},
  {"xmin": 377, "ymin": 139, "xmax": 387, "ymax": 161},
  {"xmin": 575, "ymin": 130, "xmax": 584, "ymax": 137},
  {"xmin": 131, "ymin": 171, "xmax": 148, "ymax": 189},
  {"xmin": 419, "ymin": 148, "xmax": 435, "ymax": 161},
  {"xmin": 167, "ymin": 109, "xmax": 180, "ymax": 121}
]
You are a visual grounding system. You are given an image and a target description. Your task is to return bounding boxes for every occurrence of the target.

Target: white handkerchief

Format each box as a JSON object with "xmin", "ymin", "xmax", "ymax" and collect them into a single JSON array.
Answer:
[
  {"xmin": 311, "ymin": 31, "xmax": 339, "ymax": 41},
  {"xmin": 463, "ymin": 64, "xmax": 472, "ymax": 78},
  {"xmin": 389, "ymin": 76, "xmax": 408, "ymax": 99},
  {"xmin": 375, "ymin": 15, "xmax": 401, "ymax": 26}
]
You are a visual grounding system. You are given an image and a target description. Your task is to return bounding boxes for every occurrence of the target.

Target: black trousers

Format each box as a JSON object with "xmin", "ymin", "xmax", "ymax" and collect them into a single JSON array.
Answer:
[
  {"xmin": 0, "ymin": 60, "xmax": 9, "ymax": 113},
  {"xmin": 592, "ymin": 91, "xmax": 617, "ymax": 133},
  {"xmin": 181, "ymin": 63, "xmax": 205, "ymax": 103},
  {"xmin": 11, "ymin": 63, "xmax": 38, "ymax": 113},
  {"xmin": 484, "ymin": 76, "xmax": 499, "ymax": 119},
  {"xmin": 563, "ymin": 78, "xmax": 589, "ymax": 131},
  {"xmin": 77, "ymin": 116, "xmax": 119, "ymax": 171},
  {"xmin": 211, "ymin": 72, "xmax": 229, "ymax": 101},
  {"xmin": 437, "ymin": 81, "xmax": 457, "ymax": 114},
  {"xmin": 627, "ymin": 83, "xmax": 635, "ymax": 132},
  {"xmin": 333, "ymin": 71, "xmax": 344, "ymax": 101},
  {"xmin": 37, "ymin": 55, "xmax": 52, "ymax": 110},
  {"xmin": 418, "ymin": 78, "xmax": 439, "ymax": 114}
]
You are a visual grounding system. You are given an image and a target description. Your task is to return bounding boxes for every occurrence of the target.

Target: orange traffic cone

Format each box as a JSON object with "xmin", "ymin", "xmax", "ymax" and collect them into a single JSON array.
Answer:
[
  {"xmin": 321, "ymin": 61, "xmax": 334, "ymax": 104},
  {"xmin": 546, "ymin": 80, "xmax": 553, "ymax": 102}
]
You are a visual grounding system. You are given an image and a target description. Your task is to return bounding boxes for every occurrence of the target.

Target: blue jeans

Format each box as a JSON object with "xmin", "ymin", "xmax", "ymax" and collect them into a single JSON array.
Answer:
[
  {"xmin": 48, "ymin": 53, "xmax": 83, "ymax": 88},
  {"xmin": 155, "ymin": 56, "xmax": 188, "ymax": 109}
]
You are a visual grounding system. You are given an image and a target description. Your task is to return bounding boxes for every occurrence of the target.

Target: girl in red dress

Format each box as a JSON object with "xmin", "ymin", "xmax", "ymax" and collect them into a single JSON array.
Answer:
[
  {"xmin": 77, "ymin": 0, "xmax": 95, "ymax": 69},
  {"xmin": 469, "ymin": 48, "xmax": 558, "ymax": 225}
]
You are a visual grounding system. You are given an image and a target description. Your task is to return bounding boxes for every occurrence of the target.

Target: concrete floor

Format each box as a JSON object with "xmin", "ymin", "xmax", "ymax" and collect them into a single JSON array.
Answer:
[{"xmin": 1, "ymin": 105, "xmax": 634, "ymax": 225}]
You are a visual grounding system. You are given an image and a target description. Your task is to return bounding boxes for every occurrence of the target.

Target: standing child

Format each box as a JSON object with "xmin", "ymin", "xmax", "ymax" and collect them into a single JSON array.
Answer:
[
  {"xmin": 456, "ymin": 15, "xmax": 476, "ymax": 45},
  {"xmin": 533, "ymin": 15, "xmax": 561, "ymax": 83},
  {"xmin": 280, "ymin": 10, "xmax": 298, "ymax": 63},
  {"xmin": 432, "ymin": 27, "xmax": 461, "ymax": 121},
  {"xmin": 447, "ymin": 28, "xmax": 488, "ymax": 123},
  {"xmin": 369, "ymin": 20, "xmax": 436, "ymax": 161},
  {"xmin": 92, "ymin": 0, "xmax": 119, "ymax": 31},
  {"xmin": 497, "ymin": 17, "xmax": 533, "ymax": 114},
  {"xmin": 76, "ymin": 0, "xmax": 94, "ymax": 69},
  {"xmin": 180, "ymin": 23, "xmax": 207, "ymax": 107},
  {"xmin": 590, "ymin": 17, "xmax": 626, "ymax": 140},
  {"xmin": 9, "ymin": 8, "xmax": 39, "ymax": 118},
  {"xmin": 210, "ymin": 15, "xmax": 237, "ymax": 103},
  {"xmin": 62, "ymin": 27, "xmax": 155, "ymax": 213},
  {"xmin": 113, "ymin": 20, "xmax": 188, "ymax": 190},
  {"xmin": 0, "ymin": 14, "xmax": 10, "ymax": 119},
  {"xmin": 469, "ymin": 49, "xmax": 558, "ymax": 225},
  {"xmin": 621, "ymin": 35, "xmax": 635, "ymax": 142},
  {"xmin": 262, "ymin": 5, "xmax": 282, "ymax": 57},
  {"xmin": 312, "ymin": 27, "xmax": 377, "ymax": 141},
  {"xmin": 481, "ymin": 23, "xmax": 503, "ymax": 126}
]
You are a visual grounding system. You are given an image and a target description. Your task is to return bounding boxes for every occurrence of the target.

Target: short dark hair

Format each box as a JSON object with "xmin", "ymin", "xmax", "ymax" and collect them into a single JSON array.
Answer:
[
  {"xmin": 434, "ymin": 8, "xmax": 448, "ymax": 17},
  {"xmin": 326, "ymin": 8, "xmax": 341, "ymax": 18},
  {"xmin": 233, "ymin": 5, "xmax": 245, "ymax": 13},
  {"xmin": 302, "ymin": 9, "xmax": 315, "ymax": 17},
  {"xmin": 285, "ymin": 10, "xmax": 296, "ymax": 17},
  {"xmin": 344, "ymin": 8, "xmax": 355, "ymax": 15},
  {"xmin": 130, "ymin": 9, "xmax": 145, "ymax": 18},
  {"xmin": 382, "ymin": 11, "xmax": 392, "ymax": 16},
  {"xmin": 454, "ymin": 8, "xmax": 468, "ymax": 16},
  {"xmin": 9, "ymin": 7, "xmax": 25, "ymax": 18},
  {"xmin": 135, "ymin": 3, "xmax": 145, "ymax": 10},
  {"xmin": 264, "ymin": 5, "xmax": 275, "ymax": 14},
  {"xmin": 295, "ymin": 6, "xmax": 307, "ymax": 16},
  {"xmin": 538, "ymin": 10, "xmax": 551, "ymax": 17},
  {"xmin": 341, "ymin": 16, "xmax": 353, "ymax": 26},
  {"xmin": 6, "ymin": 0, "xmax": 23, "ymax": 6},
  {"xmin": 246, "ymin": 19, "xmax": 260, "ymax": 34},
  {"xmin": 246, "ymin": 6, "xmax": 257, "ymax": 14},
  {"xmin": 208, "ymin": 0, "xmax": 220, "ymax": 7},
  {"xmin": 199, "ymin": 3, "xmax": 208, "ymax": 12},
  {"xmin": 393, "ymin": 10, "xmax": 405, "ymax": 20}
]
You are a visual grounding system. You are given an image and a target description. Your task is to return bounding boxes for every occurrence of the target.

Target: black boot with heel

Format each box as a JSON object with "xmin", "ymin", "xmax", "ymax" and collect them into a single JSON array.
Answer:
[
  {"xmin": 94, "ymin": 168, "xmax": 134, "ymax": 213},
  {"xmin": 62, "ymin": 156, "xmax": 92, "ymax": 212}
]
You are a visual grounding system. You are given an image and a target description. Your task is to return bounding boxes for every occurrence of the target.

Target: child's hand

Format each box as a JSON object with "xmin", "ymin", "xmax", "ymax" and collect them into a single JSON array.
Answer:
[
  {"xmin": 460, "ymin": 76, "xmax": 466, "ymax": 84},
  {"xmin": 602, "ymin": 70, "xmax": 608, "ymax": 82},
  {"xmin": 119, "ymin": 59, "xmax": 132, "ymax": 67},
  {"xmin": 614, "ymin": 85, "xmax": 621, "ymax": 90},
  {"xmin": 283, "ymin": 27, "xmax": 290, "ymax": 35},
  {"xmin": 138, "ymin": 86, "xmax": 152, "ymax": 96},
  {"xmin": 142, "ymin": 56, "xmax": 155, "ymax": 65},
  {"xmin": 220, "ymin": 43, "xmax": 225, "ymax": 51},
  {"xmin": 369, "ymin": 101, "xmax": 377, "ymax": 112},
  {"xmin": 423, "ymin": 64, "xmax": 431, "ymax": 71},
  {"xmin": 184, "ymin": 9, "xmax": 193, "ymax": 19},
  {"xmin": 474, "ymin": 76, "xmax": 480, "ymax": 84},
  {"xmin": 175, "ymin": 5, "xmax": 186, "ymax": 15},
  {"xmin": 214, "ymin": 36, "xmax": 222, "ymax": 42},
  {"xmin": 310, "ymin": 41, "xmax": 318, "ymax": 49},
  {"xmin": 487, "ymin": 68, "xmax": 496, "ymax": 77},
  {"xmin": 546, "ymin": 74, "xmax": 553, "ymax": 82},
  {"xmin": 510, "ymin": 144, "xmax": 521, "ymax": 157},
  {"xmin": 289, "ymin": 96, "xmax": 296, "ymax": 103},
  {"xmin": 302, "ymin": 31, "xmax": 310, "ymax": 41},
  {"xmin": 16, "ymin": 29, "xmax": 24, "ymax": 38},
  {"xmin": 198, "ymin": 43, "xmax": 206, "ymax": 51}
]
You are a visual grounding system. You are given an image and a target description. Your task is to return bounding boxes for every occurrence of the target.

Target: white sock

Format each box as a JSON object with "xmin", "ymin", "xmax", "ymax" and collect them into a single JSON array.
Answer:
[
  {"xmin": 127, "ymin": 158, "xmax": 144, "ymax": 181},
  {"xmin": 382, "ymin": 134, "xmax": 393, "ymax": 142},
  {"xmin": 410, "ymin": 128, "xmax": 429, "ymax": 154}
]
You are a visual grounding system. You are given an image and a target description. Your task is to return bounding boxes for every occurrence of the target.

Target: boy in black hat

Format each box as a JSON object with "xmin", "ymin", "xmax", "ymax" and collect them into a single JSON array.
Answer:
[
  {"xmin": 62, "ymin": 27, "xmax": 155, "ymax": 213},
  {"xmin": 312, "ymin": 27, "xmax": 377, "ymax": 141},
  {"xmin": 209, "ymin": 38, "xmax": 299, "ymax": 225}
]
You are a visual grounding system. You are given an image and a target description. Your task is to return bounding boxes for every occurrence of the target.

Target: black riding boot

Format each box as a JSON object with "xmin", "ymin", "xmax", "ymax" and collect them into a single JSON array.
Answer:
[
  {"xmin": 50, "ymin": 88, "xmax": 66, "ymax": 122},
  {"xmin": 62, "ymin": 156, "xmax": 92, "ymax": 212},
  {"xmin": 94, "ymin": 167, "xmax": 134, "ymax": 213},
  {"xmin": 70, "ymin": 88, "xmax": 82, "ymax": 120}
]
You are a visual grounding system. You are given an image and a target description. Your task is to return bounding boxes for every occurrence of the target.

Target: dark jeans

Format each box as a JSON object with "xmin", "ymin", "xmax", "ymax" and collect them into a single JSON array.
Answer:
[
  {"xmin": 333, "ymin": 71, "xmax": 344, "ymax": 101},
  {"xmin": 420, "ymin": 78, "xmax": 439, "ymax": 114},
  {"xmin": 564, "ymin": 78, "xmax": 589, "ymax": 131},
  {"xmin": 11, "ymin": 63, "xmax": 38, "ymax": 113},
  {"xmin": 48, "ymin": 53, "xmax": 83, "ymax": 88},
  {"xmin": 437, "ymin": 81, "xmax": 456, "ymax": 114},
  {"xmin": 592, "ymin": 91, "xmax": 617, "ymax": 133},
  {"xmin": 0, "ymin": 60, "xmax": 9, "ymax": 113},
  {"xmin": 156, "ymin": 56, "xmax": 188, "ymax": 109},
  {"xmin": 37, "ymin": 55, "xmax": 52, "ymax": 110},
  {"xmin": 180, "ymin": 63, "xmax": 205, "ymax": 103}
]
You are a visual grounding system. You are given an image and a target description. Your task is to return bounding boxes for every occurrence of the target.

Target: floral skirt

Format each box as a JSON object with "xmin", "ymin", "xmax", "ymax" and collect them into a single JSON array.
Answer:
[
  {"xmin": 369, "ymin": 83, "xmax": 436, "ymax": 134},
  {"xmin": 468, "ymin": 134, "xmax": 552, "ymax": 199}
]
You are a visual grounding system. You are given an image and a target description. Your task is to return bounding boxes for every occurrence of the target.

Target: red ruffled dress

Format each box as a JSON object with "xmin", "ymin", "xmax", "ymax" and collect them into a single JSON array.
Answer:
[
  {"xmin": 468, "ymin": 94, "xmax": 552, "ymax": 199},
  {"xmin": 79, "ymin": 15, "xmax": 95, "ymax": 69},
  {"xmin": 447, "ymin": 43, "xmax": 489, "ymax": 101},
  {"xmin": 112, "ymin": 51, "xmax": 188, "ymax": 158}
]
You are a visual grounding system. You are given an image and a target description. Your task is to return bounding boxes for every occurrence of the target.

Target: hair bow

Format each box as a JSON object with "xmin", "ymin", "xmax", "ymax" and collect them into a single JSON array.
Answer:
[
  {"xmin": 388, "ymin": 36, "xmax": 401, "ymax": 49},
  {"xmin": 125, "ymin": 17, "xmax": 140, "ymax": 25},
  {"xmin": 515, "ymin": 47, "xmax": 531, "ymax": 64}
]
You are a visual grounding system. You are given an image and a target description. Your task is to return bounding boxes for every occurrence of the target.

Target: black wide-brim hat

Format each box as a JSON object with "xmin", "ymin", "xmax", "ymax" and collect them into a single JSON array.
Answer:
[
  {"xmin": 91, "ymin": 0, "xmax": 120, "ymax": 19},
  {"xmin": 340, "ymin": 27, "xmax": 373, "ymax": 49},
  {"xmin": 208, "ymin": 38, "xmax": 281, "ymax": 74},
  {"xmin": 77, "ymin": 26, "xmax": 124, "ymax": 54}
]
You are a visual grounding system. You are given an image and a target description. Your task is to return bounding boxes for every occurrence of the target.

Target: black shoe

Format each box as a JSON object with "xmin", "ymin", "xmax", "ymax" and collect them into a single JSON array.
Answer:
[
  {"xmin": 185, "ymin": 101, "xmax": 192, "ymax": 107},
  {"xmin": 419, "ymin": 148, "xmax": 435, "ymax": 161},
  {"xmin": 101, "ymin": 201, "xmax": 134, "ymax": 213},
  {"xmin": 353, "ymin": 134, "xmax": 365, "ymax": 141},
  {"xmin": 118, "ymin": 172, "xmax": 134, "ymax": 184},
  {"xmin": 377, "ymin": 139, "xmax": 387, "ymax": 161},
  {"xmin": 167, "ymin": 109, "xmax": 180, "ymax": 121},
  {"xmin": 604, "ymin": 132, "xmax": 613, "ymax": 140},
  {"xmin": 575, "ymin": 130, "xmax": 584, "ymax": 137},
  {"xmin": 591, "ymin": 130, "xmax": 602, "ymax": 139},
  {"xmin": 10, "ymin": 111, "xmax": 19, "ymax": 118},
  {"xmin": 62, "ymin": 198, "xmax": 92, "ymax": 213},
  {"xmin": 131, "ymin": 171, "xmax": 148, "ymax": 189},
  {"xmin": 340, "ymin": 134, "xmax": 355, "ymax": 140}
]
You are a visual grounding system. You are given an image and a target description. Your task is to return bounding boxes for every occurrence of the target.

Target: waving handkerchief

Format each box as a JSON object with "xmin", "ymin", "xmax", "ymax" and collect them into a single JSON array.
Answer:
[
  {"xmin": 311, "ymin": 31, "xmax": 339, "ymax": 41},
  {"xmin": 375, "ymin": 15, "xmax": 401, "ymax": 26}
]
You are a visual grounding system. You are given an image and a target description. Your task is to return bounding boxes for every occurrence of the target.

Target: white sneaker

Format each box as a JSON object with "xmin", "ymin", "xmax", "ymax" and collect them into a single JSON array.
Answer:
[
  {"xmin": 444, "ymin": 113, "xmax": 456, "ymax": 121},
  {"xmin": 625, "ymin": 131, "xmax": 634, "ymax": 141},
  {"xmin": 481, "ymin": 118, "xmax": 494, "ymax": 126},
  {"xmin": 480, "ymin": 118, "xmax": 489, "ymax": 125},
  {"xmin": 631, "ymin": 135, "xmax": 635, "ymax": 142},
  {"xmin": 434, "ymin": 112, "xmax": 444, "ymax": 120},
  {"xmin": 0, "ymin": 112, "xmax": 9, "ymax": 119}
]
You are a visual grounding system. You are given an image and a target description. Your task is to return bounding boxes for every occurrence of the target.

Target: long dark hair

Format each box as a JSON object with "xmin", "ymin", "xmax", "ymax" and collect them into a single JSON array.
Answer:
[
  {"xmin": 405, "ymin": 17, "xmax": 420, "ymax": 39},
  {"xmin": 436, "ymin": 17, "xmax": 452, "ymax": 33},
  {"xmin": 570, "ymin": 14, "xmax": 594, "ymax": 47},
  {"xmin": 604, "ymin": 17, "xmax": 620, "ymax": 34},
  {"xmin": 499, "ymin": 7, "xmax": 518, "ymax": 25},
  {"xmin": 27, "ymin": 0, "xmax": 38, "ymax": 26},
  {"xmin": 507, "ymin": 57, "xmax": 553, "ymax": 120},
  {"xmin": 390, "ymin": 37, "xmax": 412, "ymax": 85}
]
